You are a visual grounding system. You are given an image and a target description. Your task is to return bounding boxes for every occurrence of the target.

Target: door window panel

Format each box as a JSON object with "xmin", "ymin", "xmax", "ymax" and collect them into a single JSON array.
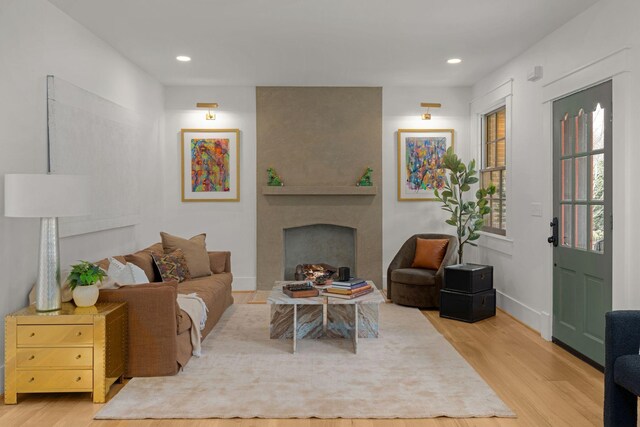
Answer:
[
  {"xmin": 592, "ymin": 104, "xmax": 604, "ymax": 150},
  {"xmin": 591, "ymin": 205, "xmax": 604, "ymax": 253},
  {"xmin": 562, "ymin": 204, "xmax": 572, "ymax": 247},
  {"xmin": 576, "ymin": 110, "xmax": 588, "ymax": 154},
  {"xmin": 562, "ymin": 114, "xmax": 573, "ymax": 156},
  {"xmin": 575, "ymin": 205, "xmax": 588, "ymax": 250},
  {"xmin": 575, "ymin": 156, "xmax": 588, "ymax": 201},
  {"xmin": 562, "ymin": 159, "xmax": 572, "ymax": 201},
  {"xmin": 591, "ymin": 154, "xmax": 604, "ymax": 201}
]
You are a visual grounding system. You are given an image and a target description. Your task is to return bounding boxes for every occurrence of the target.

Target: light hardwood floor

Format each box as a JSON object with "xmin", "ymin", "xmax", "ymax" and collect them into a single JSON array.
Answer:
[{"xmin": 0, "ymin": 292, "xmax": 604, "ymax": 427}]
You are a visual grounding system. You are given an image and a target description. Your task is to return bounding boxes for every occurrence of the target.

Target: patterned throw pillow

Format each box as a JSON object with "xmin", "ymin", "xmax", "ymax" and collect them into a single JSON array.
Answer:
[{"xmin": 152, "ymin": 248, "xmax": 191, "ymax": 283}]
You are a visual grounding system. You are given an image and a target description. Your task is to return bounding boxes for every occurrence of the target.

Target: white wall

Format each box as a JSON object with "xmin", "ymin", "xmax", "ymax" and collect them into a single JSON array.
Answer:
[
  {"xmin": 163, "ymin": 86, "xmax": 257, "ymax": 290},
  {"xmin": 382, "ymin": 87, "xmax": 472, "ymax": 284},
  {"xmin": 470, "ymin": 0, "xmax": 640, "ymax": 336},
  {"xmin": 0, "ymin": 0, "xmax": 164, "ymax": 392}
]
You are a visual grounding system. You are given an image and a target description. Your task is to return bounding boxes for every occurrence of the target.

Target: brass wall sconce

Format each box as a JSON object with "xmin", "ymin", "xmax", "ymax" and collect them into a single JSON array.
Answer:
[
  {"xmin": 420, "ymin": 102, "xmax": 441, "ymax": 120},
  {"xmin": 197, "ymin": 102, "xmax": 218, "ymax": 120}
]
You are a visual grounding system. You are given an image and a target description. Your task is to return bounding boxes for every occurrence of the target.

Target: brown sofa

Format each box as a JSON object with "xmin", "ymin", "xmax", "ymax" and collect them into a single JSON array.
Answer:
[
  {"xmin": 97, "ymin": 243, "xmax": 233, "ymax": 377},
  {"xmin": 387, "ymin": 234, "xmax": 457, "ymax": 309}
]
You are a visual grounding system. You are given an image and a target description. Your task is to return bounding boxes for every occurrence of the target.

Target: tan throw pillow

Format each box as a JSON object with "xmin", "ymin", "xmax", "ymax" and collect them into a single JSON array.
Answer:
[
  {"xmin": 160, "ymin": 232, "xmax": 212, "ymax": 278},
  {"xmin": 411, "ymin": 238, "xmax": 449, "ymax": 270}
]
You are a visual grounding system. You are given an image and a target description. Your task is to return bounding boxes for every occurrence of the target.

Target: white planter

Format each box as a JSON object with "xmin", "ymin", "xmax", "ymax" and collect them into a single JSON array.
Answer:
[{"xmin": 72, "ymin": 284, "xmax": 99, "ymax": 307}]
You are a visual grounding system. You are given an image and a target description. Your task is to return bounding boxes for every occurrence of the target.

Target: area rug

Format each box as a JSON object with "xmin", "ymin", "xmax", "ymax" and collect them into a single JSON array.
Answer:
[{"xmin": 95, "ymin": 304, "xmax": 515, "ymax": 419}]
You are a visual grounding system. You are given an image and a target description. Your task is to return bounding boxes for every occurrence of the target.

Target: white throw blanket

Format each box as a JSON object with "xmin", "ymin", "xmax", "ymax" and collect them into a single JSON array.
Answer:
[{"xmin": 176, "ymin": 293, "xmax": 209, "ymax": 357}]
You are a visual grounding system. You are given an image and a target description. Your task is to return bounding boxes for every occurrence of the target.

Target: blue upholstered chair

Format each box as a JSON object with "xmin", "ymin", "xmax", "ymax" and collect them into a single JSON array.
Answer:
[{"xmin": 604, "ymin": 311, "xmax": 640, "ymax": 427}]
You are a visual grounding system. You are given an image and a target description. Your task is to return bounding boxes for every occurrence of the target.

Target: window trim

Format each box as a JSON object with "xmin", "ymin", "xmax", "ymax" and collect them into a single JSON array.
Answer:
[{"xmin": 470, "ymin": 80, "xmax": 513, "ymax": 240}]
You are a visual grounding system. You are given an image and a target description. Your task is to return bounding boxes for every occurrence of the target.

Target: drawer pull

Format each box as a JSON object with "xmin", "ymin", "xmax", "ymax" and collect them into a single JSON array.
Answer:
[
  {"xmin": 76, "ymin": 331, "xmax": 82, "ymax": 336},
  {"xmin": 75, "ymin": 377, "xmax": 82, "ymax": 382},
  {"xmin": 28, "ymin": 355, "xmax": 35, "ymax": 360},
  {"xmin": 28, "ymin": 377, "xmax": 35, "ymax": 383},
  {"xmin": 29, "ymin": 332, "xmax": 35, "ymax": 337},
  {"xmin": 76, "ymin": 354, "xmax": 82, "ymax": 359}
]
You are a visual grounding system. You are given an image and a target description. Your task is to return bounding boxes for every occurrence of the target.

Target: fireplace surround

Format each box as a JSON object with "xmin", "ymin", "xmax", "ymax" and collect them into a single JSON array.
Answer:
[{"xmin": 256, "ymin": 87, "xmax": 382, "ymax": 290}]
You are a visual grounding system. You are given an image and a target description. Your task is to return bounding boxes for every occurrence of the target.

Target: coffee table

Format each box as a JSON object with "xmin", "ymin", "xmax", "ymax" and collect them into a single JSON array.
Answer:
[{"xmin": 267, "ymin": 281, "xmax": 385, "ymax": 353}]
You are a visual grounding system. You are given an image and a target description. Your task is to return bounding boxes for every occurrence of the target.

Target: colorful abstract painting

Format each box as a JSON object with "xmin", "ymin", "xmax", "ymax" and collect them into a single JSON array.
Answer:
[
  {"xmin": 404, "ymin": 136, "xmax": 447, "ymax": 192},
  {"xmin": 397, "ymin": 129, "xmax": 454, "ymax": 201},
  {"xmin": 181, "ymin": 129, "xmax": 240, "ymax": 202},
  {"xmin": 190, "ymin": 138, "xmax": 230, "ymax": 192}
]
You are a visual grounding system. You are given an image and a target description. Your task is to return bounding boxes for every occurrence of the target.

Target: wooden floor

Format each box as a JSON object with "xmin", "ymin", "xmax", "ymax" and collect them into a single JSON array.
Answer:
[{"xmin": 0, "ymin": 292, "xmax": 604, "ymax": 427}]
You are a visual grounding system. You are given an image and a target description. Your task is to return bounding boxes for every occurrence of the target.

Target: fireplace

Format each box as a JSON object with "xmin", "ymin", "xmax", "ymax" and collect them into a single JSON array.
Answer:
[
  {"xmin": 256, "ymin": 86, "xmax": 382, "ymax": 290},
  {"xmin": 283, "ymin": 224, "xmax": 356, "ymax": 280}
]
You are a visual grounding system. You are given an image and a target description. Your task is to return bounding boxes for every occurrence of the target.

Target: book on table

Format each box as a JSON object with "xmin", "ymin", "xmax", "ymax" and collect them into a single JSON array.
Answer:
[
  {"xmin": 325, "ymin": 284, "xmax": 372, "ymax": 295},
  {"xmin": 323, "ymin": 287, "xmax": 374, "ymax": 299},
  {"xmin": 331, "ymin": 278, "xmax": 367, "ymax": 287}
]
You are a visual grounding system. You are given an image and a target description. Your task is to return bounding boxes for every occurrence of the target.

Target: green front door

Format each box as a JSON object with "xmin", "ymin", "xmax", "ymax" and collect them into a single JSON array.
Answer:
[{"xmin": 552, "ymin": 80, "xmax": 612, "ymax": 367}]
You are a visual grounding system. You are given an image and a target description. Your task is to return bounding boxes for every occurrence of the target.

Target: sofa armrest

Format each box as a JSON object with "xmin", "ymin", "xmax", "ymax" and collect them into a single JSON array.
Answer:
[
  {"xmin": 98, "ymin": 282, "xmax": 180, "ymax": 377},
  {"xmin": 208, "ymin": 251, "xmax": 231, "ymax": 274}
]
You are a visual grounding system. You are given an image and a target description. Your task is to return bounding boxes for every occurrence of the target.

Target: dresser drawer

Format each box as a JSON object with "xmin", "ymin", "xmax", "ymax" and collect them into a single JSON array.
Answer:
[
  {"xmin": 16, "ymin": 347, "xmax": 93, "ymax": 368},
  {"xmin": 16, "ymin": 369, "xmax": 93, "ymax": 392},
  {"xmin": 17, "ymin": 325, "xmax": 93, "ymax": 346}
]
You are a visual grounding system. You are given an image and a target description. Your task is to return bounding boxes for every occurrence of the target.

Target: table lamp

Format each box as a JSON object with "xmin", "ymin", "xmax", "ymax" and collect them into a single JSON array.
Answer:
[{"xmin": 4, "ymin": 174, "xmax": 91, "ymax": 311}]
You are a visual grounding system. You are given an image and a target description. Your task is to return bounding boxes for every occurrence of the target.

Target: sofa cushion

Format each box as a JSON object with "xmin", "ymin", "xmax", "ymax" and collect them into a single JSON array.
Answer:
[
  {"xmin": 124, "ymin": 243, "xmax": 163, "ymax": 282},
  {"xmin": 161, "ymin": 232, "xmax": 212, "ymax": 278},
  {"xmin": 412, "ymin": 238, "xmax": 449, "ymax": 270},
  {"xmin": 208, "ymin": 252, "xmax": 228, "ymax": 274},
  {"xmin": 153, "ymin": 249, "xmax": 191, "ymax": 283},
  {"xmin": 391, "ymin": 268, "xmax": 436, "ymax": 286},
  {"xmin": 614, "ymin": 354, "xmax": 640, "ymax": 395},
  {"xmin": 179, "ymin": 273, "xmax": 232, "ymax": 338}
]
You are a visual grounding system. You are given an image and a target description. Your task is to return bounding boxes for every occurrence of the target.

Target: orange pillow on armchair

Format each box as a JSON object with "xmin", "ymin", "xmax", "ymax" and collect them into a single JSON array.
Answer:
[{"xmin": 411, "ymin": 238, "xmax": 450, "ymax": 270}]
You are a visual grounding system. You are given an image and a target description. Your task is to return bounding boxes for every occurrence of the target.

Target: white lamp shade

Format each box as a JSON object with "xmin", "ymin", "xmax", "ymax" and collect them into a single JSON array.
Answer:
[{"xmin": 4, "ymin": 174, "xmax": 91, "ymax": 218}]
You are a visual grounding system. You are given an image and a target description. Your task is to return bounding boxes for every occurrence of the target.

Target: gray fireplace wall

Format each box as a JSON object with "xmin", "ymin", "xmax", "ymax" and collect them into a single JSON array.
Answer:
[{"xmin": 256, "ymin": 87, "xmax": 382, "ymax": 290}]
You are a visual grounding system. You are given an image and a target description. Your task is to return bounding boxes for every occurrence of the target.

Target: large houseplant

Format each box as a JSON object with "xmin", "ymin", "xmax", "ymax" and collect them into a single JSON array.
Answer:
[
  {"xmin": 68, "ymin": 261, "xmax": 106, "ymax": 307},
  {"xmin": 434, "ymin": 147, "xmax": 496, "ymax": 264}
]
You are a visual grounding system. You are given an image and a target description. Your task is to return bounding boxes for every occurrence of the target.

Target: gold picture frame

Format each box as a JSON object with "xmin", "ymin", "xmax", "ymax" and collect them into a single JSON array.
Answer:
[
  {"xmin": 181, "ymin": 128, "xmax": 240, "ymax": 202},
  {"xmin": 397, "ymin": 129, "xmax": 454, "ymax": 201}
]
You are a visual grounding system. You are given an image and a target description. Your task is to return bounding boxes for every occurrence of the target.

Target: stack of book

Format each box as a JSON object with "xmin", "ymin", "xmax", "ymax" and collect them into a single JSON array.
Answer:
[{"xmin": 323, "ymin": 278, "xmax": 373, "ymax": 299}]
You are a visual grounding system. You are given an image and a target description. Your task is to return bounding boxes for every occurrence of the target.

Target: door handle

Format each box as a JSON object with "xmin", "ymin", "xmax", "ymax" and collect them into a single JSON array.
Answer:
[{"xmin": 548, "ymin": 217, "xmax": 559, "ymax": 247}]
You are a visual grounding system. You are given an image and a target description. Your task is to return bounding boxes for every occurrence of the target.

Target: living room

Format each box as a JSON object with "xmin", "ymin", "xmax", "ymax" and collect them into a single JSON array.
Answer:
[{"xmin": 1, "ymin": 0, "xmax": 639, "ymax": 426}]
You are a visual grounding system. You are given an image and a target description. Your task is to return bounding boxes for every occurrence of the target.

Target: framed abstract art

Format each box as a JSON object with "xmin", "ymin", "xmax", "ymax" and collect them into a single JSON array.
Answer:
[
  {"xmin": 397, "ymin": 129, "xmax": 454, "ymax": 201},
  {"xmin": 181, "ymin": 129, "xmax": 240, "ymax": 202}
]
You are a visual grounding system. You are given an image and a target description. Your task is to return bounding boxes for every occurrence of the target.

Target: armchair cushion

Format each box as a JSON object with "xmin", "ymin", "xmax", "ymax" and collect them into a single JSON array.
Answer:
[
  {"xmin": 614, "ymin": 354, "xmax": 640, "ymax": 395},
  {"xmin": 412, "ymin": 238, "xmax": 449, "ymax": 270},
  {"xmin": 391, "ymin": 268, "xmax": 436, "ymax": 286}
]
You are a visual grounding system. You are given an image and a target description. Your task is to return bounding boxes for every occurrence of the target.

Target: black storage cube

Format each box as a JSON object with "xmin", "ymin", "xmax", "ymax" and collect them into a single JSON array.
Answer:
[
  {"xmin": 444, "ymin": 263, "xmax": 493, "ymax": 293},
  {"xmin": 440, "ymin": 288, "xmax": 496, "ymax": 323}
]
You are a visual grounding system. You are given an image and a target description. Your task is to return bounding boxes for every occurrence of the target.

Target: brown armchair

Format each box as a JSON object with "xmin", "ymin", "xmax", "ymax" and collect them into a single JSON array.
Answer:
[{"xmin": 387, "ymin": 234, "xmax": 458, "ymax": 308}]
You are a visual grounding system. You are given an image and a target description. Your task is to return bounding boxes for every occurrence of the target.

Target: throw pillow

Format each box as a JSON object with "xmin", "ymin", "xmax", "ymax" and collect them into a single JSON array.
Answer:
[
  {"xmin": 152, "ymin": 248, "xmax": 191, "ymax": 283},
  {"xmin": 160, "ymin": 232, "xmax": 212, "ymax": 278},
  {"xmin": 107, "ymin": 257, "xmax": 149, "ymax": 285},
  {"xmin": 411, "ymin": 238, "xmax": 450, "ymax": 270}
]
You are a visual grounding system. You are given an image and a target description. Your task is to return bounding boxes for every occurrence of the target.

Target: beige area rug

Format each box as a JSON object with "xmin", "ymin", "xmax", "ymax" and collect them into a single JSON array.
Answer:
[{"xmin": 95, "ymin": 304, "xmax": 515, "ymax": 420}]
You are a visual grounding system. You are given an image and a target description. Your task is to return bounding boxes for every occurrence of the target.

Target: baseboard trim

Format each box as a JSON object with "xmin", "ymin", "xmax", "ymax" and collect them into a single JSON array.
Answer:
[
  {"xmin": 496, "ymin": 290, "xmax": 542, "ymax": 334},
  {"xmin": 232, "ymin": 277, "xmax": 256, "ymax": 291}
]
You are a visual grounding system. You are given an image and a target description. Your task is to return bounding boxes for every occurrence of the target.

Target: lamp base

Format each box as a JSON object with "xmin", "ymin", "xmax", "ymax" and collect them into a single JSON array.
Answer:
[{"xmin": 35, "ymin": 217, "xmax": 61, "ymax": 312}]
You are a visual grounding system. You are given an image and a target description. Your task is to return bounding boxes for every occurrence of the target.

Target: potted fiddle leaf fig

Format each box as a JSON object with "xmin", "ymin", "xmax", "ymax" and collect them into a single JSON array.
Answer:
[
  {"xmin": 434, "ymin": 147, "xmax": 496, "ymax": 264},
  {"xmin": 68, "ymin": 261, "xmax": 106, "ymax": 307}
]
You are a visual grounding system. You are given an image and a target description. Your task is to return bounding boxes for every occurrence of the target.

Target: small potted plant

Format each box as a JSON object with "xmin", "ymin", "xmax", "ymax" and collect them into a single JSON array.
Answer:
[{"xmin": 68, "ymin": 261, "xmax": 106, "ymax": 307}]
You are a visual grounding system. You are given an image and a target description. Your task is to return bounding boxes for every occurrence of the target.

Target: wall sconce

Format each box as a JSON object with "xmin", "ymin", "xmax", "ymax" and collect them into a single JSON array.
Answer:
[
  {"xmin": 420, "ymin": 102, "xmax": 441, "ymax": 120},
  {"xmin": 197, "ymin": 103, "xmax": 218, "ymax": 120}
]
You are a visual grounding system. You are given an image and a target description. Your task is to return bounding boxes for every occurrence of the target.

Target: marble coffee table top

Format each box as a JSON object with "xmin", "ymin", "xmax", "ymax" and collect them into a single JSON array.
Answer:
[{"xmin": 268, "ymin": 281, "xmax": 385, "ymax": 305}]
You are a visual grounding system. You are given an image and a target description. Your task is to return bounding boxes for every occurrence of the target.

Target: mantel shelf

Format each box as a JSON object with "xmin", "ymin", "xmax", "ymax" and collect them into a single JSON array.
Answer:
[{"xmin": 262, "ymin": 186, "xmax": 377, "ymax": 196}]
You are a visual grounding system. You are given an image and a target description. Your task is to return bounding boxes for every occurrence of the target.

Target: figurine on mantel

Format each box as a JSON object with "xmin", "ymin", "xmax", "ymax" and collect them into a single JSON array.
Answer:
[
  {"xmin": 267, "ymin": 167, "xmax": 284, "ymax": 186},
  {"xmin": 356, "ymin": 167, "xmax": 373, "ymax": 186}
]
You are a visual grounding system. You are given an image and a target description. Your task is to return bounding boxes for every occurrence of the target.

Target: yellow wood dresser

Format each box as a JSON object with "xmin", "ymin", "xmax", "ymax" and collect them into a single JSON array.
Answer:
[{"xmin": 4, "ymin": 302, "xmax": 127, "ymax": 404}]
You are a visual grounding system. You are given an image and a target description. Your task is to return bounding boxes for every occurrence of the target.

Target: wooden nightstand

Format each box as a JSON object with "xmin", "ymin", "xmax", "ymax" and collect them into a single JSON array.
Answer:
[{"xmin": 4, "ymin": 302, "xmax": 127, "ymax": 404}]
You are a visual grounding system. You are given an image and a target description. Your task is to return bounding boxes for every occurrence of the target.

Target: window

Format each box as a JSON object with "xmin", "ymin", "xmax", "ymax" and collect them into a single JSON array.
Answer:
[{"xmin": 481, "ymin": 106, "xmax": 507, "ymax": 235}]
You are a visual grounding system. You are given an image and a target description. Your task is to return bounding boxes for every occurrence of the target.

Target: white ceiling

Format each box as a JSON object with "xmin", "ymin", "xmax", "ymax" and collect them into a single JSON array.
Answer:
[{"xmin": 49, "ymin": 0, "xmax": 598, "ymax": 87}]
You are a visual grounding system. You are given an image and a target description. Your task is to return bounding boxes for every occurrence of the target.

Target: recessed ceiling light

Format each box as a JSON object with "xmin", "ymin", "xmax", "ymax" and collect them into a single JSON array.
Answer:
[
  {"xmin": 176, "ymin": 56, "xmax": 191, "ymax": 62},
  {"xmin": 447, "ymin": 58, "xmax": 462, "ymax": 64}
]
